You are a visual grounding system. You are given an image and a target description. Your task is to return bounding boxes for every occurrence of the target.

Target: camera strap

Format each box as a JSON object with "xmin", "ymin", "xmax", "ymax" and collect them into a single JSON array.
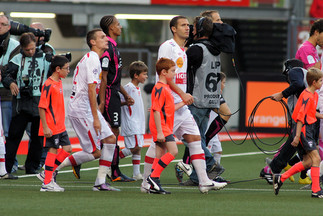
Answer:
[
  {"xmin": 19, "ymin": 55, "xmax": 26, "ymax": 90},
  {"xmin": 39, "ymin": 56, "xmax": 46, "ymax": 92}
]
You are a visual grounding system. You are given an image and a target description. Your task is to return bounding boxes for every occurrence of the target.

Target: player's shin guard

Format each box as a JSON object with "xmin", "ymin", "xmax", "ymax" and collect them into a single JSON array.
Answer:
[
  {"xmin": 311, "ymin": 166, "xmax": 321, "ymax": 193},
  {"xmin": 119, "ymin": 148, "xmax": 131, "ymax": 160},
  {"xmin": 56, "ymin": 151, "xmax": 95, "ymax": 171},
  {"xmin": 213, "ymin": 153, "xmax": 221, "ymax": 164},
  {"xmin": 150, "ymin": 153, "xmax": 175, "ymax": 178},
  {"xmin": 188, "ymin": 141, "xmax": 209, "ymax": 185},
  {"xmin": 111, "ymin": 145, "xmax": 122, "ymax": 177},
  {"xmin": 0, "ymin": 137, "xmax": 6, "ymax": 175},
  {"xmin": 54, "ymin": 149, "xmax": 70, "ymax": 170},
  {"xmin": 182, "ymin": 147, "xmax": 190, "ymax": 164},
  {"xmin": 95, "ymin": 144, "xmax": 115, "ymax": 185},
  {"xmin": 0, "ymin": 155, "xmax": 7, "ymax": 175},
  {"xmin": 281, "ymin": 162, "xmax": 305, "ymax": 182},
  {"xmin": 205, "ymin": 116, "xmax": 227, "ymax": 145},
  {"xmin": 143, "ymin": 144, "xmax": 155, "ymax": 181},
  {"xmin": 132, "ymin": 154, "xmax": 141, "ymax": 177},
  {"xmin": 44, "ymin": 152, "xmax": 57, "ymax": 184}
]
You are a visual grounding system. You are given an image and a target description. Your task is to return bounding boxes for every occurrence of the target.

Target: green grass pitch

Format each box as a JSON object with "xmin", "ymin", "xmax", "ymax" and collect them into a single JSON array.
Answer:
[{"xmin": 1, "ymin": 137, "xmax": 321, "ymax": 216}]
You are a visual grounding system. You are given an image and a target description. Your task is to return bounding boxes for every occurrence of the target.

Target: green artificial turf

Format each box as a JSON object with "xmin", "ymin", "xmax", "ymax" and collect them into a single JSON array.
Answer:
[{"xmin": 1, "ymin": 137, "xmax": 320, "ymax": 216}]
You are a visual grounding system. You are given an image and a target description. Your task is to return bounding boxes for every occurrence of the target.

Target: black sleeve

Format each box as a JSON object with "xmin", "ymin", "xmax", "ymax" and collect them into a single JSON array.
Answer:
[
  {"xmin": 186, "ymin": 45, "xmax": 203, "ymax": 94},
  {"xmin": 282, "ymin": 68, "xmax": 305, "ymax": 98},
  {"xmin": 187, "ymin": 45, "xmax": 203, "ymax": 69},
  {"xmin": 2, "ymin": 61, "xmax": 19, "ymax": 89}
]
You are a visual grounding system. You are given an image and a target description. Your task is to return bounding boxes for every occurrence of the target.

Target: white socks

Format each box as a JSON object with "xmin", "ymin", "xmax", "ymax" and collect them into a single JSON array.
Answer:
[
  {"xmin": 0, "ymin": 154, "xmax": 7, "ymax": 176},
  {"xmin": 213, "ymin": 153, "xmax": 221, "ymax": 164},
  {"xmin": 132, "ymin": 154, "xmax": 141, "ymax": 177},
  {"xmin": 188, "ymin": 141, "xmax": 210, "ymax": 185},
  {"xmin": 56, "ymin": 151, "xmax": 95, "ymax": 171},
  {"xmin": 119, "ymin": 148, "xmax": 131, "ymax": 159},
  {"xmin": 95, "ymin": 144, "xmax": 115, "ymax": 185},
  {"xmin": 142, "ymin": 143, "xmax": 155, "ymax": 187}
]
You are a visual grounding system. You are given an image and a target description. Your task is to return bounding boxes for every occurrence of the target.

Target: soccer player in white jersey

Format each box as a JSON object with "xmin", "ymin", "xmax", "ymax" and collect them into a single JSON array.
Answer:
[
  {"xmin": 119, "ymin": 61, "xmax": 148, "ymax": 180},
  {"xmin": 56, "ymin": 29, "xmax": 119, "ymax": 191},
  {"xmin": 141, "ymin": 16, "xmax": 227, "ymax": 194}
]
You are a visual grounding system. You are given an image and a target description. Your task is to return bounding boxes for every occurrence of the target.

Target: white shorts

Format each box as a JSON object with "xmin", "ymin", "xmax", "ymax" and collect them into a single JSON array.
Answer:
[
  {"xmin": 208, "ymin": 134, "xmax": 222, "ymax": 153},
  {"xmin": 173, "ymin": 106, "xmax": 200, "ymax": 140},
  {"xmin": 68, "ymin": 111, "xmax": 113, "ymax": 154},
  {"xmin": 124, "ymin": 134, "xmax": 144, "ymax": 149}
]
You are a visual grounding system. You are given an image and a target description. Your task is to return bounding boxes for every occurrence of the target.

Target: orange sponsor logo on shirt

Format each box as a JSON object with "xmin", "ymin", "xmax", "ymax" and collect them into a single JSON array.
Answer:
[{"xmin": 176, "ymin": 57, "xmax": 184, "ymax": 68}]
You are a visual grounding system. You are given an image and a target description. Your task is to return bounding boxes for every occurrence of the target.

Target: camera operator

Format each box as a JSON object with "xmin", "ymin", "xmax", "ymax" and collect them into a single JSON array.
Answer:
[
  {"xmin": 29, "ymin": 22, "xmax": 55, "ymax": 55},
  {"xmin": 181, "ymin": 16, "xmax": 230, "ymax": 185},
  {"xmin": 0, "ymin": 14, "xmax": 19, "ymax": 179},
  {"xmin": 2, "ymin": 32, "xmax": 51, "ymax": 174}
]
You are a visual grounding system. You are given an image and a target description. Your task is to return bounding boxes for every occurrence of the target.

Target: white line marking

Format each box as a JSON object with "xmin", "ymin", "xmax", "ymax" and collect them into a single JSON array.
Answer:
[
  {"xmin": 17, "ymin": 151, "xmax": 263, "ymax": 179},
  {"xmin": 0, "ymin": 183, "xmax": 310, "ymax": 193}
]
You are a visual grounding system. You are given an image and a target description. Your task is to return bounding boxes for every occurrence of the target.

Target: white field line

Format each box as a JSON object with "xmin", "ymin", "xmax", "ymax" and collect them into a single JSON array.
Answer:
[
  {"xmin": 17, "ymin": 151, "xmax": 264, "ymax": 179},
  {"xmin": 0, "ymin": 183, "xmax": 310, "ymax": 193}
]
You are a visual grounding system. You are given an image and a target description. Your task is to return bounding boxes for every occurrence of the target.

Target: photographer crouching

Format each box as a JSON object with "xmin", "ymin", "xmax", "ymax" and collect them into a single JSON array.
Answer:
[{"xmin": 2, "ymin": 32, "xmax": 51, "ymax": 174}]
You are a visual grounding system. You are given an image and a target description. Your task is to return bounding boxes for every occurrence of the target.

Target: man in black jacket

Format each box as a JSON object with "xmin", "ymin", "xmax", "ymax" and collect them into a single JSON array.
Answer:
[
  {"xmin": 0, "ymin": 14, "xmax": 19, "ymax": 179},
  {"xmin": 260, "ymin": 59, "xmax": 309, "ymax": 184}
]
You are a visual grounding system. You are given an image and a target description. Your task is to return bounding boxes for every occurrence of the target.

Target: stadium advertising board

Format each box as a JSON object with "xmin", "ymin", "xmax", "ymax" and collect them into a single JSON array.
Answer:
[
  {"xmin": 48, "ymin": 0, "xmax": 249, "ymax": 6},
  {"xmin": 245, "ymin": 81, "xmax": 289, "ymax": 128},
  {"xmin": 151, "ymin": 0, "xmax": 250, "ymax": 6},
  {"xmin": 51, "ymin": 0, "xmax": 150, "ymax": 3},
  {"xmin": 239, "ymin": 75, "xmax": 289, "ymax": 133}
]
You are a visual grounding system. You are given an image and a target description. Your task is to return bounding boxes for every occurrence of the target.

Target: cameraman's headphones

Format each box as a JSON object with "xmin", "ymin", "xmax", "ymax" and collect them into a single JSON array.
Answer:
[
  {"xmin": 282, "ymin": 58, "xmax": 304, "ymax": 77},
  {"xmin": 196, "ymin": 17, "xmax": 205, "ymax": 38}
]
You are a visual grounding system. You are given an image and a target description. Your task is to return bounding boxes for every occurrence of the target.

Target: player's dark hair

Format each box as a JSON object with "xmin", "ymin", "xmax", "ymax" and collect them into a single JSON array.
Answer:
[
  {"xmin": 86, "ymin": 28, "xmax": 102, "ymax": 48},
  {"xmin": 129, "ymin": 61, "xmax": 148, "ymax": 79},
  {"xmin": 307, "ymin": 67, "xmax": 323, "ymax": 85},
  {"xmin": 156, "ymin": 58, "xmax": 175, "ymax": 75},
  {"xmin": 51, "ymin": 55, "xmax": 69, "ymax": 72},
  {"xmin": 310, "ymin": 19, "xmax": 323, "ymax": 36},
  {"xmin": 20, "ymin": 32, "xmax": 36, "ymax": 48},
  {"xmin": 169, "ymin": 15, "xmax": 187, "ymax": 35},
  {"xmin": 100, "ymin": 15, "xmax": 116, "ymax": 36}
]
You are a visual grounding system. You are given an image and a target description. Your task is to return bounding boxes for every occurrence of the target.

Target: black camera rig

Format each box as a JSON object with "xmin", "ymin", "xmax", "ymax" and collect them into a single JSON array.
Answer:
[{"xmin": 9, "ymin": 20, "xmax": 52, "ymax": 43}]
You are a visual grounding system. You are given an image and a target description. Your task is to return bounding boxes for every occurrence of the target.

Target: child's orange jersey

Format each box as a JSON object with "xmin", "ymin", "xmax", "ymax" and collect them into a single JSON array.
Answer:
[
  {"xmin": 38, "ymin": 77, "xmax": 66, "ymax": 136},
  {"xmin": 149, "ymin": 81, "xmax": 175, "ymax": 142},
  {"xmin": 292, "ymin": 88, "xmax": 318, "ymax": 125}
]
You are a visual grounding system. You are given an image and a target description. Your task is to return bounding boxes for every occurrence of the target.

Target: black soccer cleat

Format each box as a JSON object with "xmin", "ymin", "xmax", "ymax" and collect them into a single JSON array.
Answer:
[
  {"xmin": 147, "ymin": 175, "xmax": 171, "ymax": 194},
  {"xmin": 260, "ymin": 168, "xmax": 273, "ymax": 185},
  {"xmin": 72, "ymin": 164, "xmax": 81, "ymax": 179},
  {"xmin": 110, "ymin": 173, "xmax": 135, "ymax": 182},
  {"xmin": 312, "ymin": 190, "xmax": 323, "ymax": 198},
  {"xmin": 273, "ymin": 174, "xmax": 283, "ymax": 196}
]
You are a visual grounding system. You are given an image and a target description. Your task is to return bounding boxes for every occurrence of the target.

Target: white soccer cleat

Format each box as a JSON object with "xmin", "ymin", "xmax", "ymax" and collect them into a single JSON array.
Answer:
[
  {"xmin": 140, "ymin": 179, "xmax": 150, "ymax": 193},
  {"xmin": 133, "ymin": 173, "xmax": 143, "ymax": 181},
  {"xmin": 177, "ymin": 161, "xmax": 193, "ymax": 177},
  {"xmin": 36, "ymin": 171, "xmax": 45, "ymax": 183},
  {"xmin": 199, "ymin": 181, "xmax": 227, "ymax": 194},
  {"xmin": 40, "ymin": 181, "xmax": 64, "ymax": 192}
]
